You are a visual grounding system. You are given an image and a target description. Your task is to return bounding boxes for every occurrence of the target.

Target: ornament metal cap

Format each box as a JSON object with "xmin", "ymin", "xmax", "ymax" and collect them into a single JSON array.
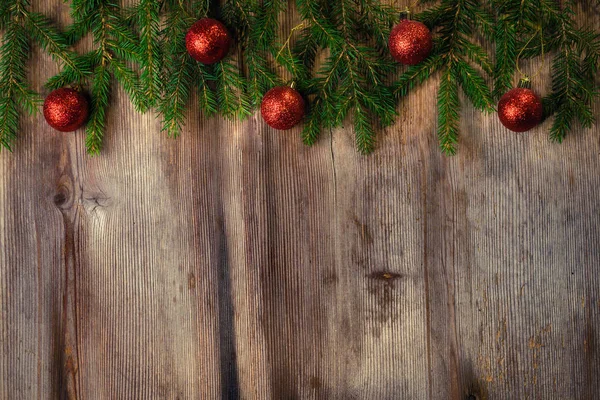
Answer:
[
  {"xmin": 518, "ymin": 76, "xmax": 532, "ymax": 89},
  {"xmin": 399, "ymin": 8, "xmax": 411, "ymax": 20}
]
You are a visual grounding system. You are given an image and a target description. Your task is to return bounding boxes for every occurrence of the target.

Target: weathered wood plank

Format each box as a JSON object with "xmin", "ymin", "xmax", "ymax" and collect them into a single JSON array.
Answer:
[{"xmin": 1, "ymin": 1, "xmax": 599, "ymax": 399}]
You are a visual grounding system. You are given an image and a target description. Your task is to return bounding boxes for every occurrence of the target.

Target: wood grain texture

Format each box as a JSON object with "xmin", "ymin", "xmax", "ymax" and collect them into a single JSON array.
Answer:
[{"xmin": 1, "ymin": 1, "xmax": 599, "ymax": 399}]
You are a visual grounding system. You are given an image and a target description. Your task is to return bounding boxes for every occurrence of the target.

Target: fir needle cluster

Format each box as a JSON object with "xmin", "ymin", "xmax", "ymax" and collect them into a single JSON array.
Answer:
[
  {"xmin": 0, "ymin": 0, "xmax": 90, "ymax": 150},
  {"xmin": 294, "ymin": 0, "xmax": 398, "ymax": 153},
  {"xmin": 397, "ymin": 0, "xmax": 496, "ymax": 155},
  {"xmin": 0, "ymin": 0, "xmax": 598, "ymax": 155},
  {"xmin": 491, "ymin": 0, "xmax": 600, "ymax": 143}
]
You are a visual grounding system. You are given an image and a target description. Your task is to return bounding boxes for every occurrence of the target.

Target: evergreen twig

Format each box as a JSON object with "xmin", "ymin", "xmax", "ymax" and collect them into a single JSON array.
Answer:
[
  {"xmin": 218, "ymin": 0, "xmax": 253, "ymax": 117},
  {"xmin": 542, "ymin": 0, "xmax": 599, "ymax": 142},
  {"xmin": 159, "ymin": 0, "xmax": 196, "ymax": 137},
  {"xmin": 0, "ymin": 0, "xmax": 598, "ymax": 155},
  {"xmin": 61, "ymin": 0, "xmax": 146, "ymax": 154},
  {"xmin": 0, "ymin": 0, "xmax": 89, "ymax": 151},
  {"xmin": 134, "ymin": 0, "xmax": 162, "ymax": 109},
  {"xmin": 294, "ymin": 0, "xmax": 397, "ymax": 153},
  {"xmin": 396, "ymin": 0, "xmax": 495, "ymax": 155},
  {"xmin": 0, "ymin": 17, "xmax": 34, "ymax": 150},
  {"xmin": 247, "ymin": 0, "xmax": 284, "ymax": 106}
]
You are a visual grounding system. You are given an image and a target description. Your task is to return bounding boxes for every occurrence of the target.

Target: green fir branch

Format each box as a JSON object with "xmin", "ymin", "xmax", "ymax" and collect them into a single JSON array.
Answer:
[
  {"xmin": 301, "ymin": 97, "xmax": 322, "ymax": 145},
  {"xmin": 544, "ymin": 1, "xmax": 599, "ymax": 142},
  {"xmin": 492, "ymin": 0, "xmax": 544, "ymax": 99},
  {"xmin": 245, "ymin": 0, "xmax": 283, "ymax": 106},
  {"xmin": 252, "ymin": 0, "xmax": 285, "ymax": 50},
  {"xmin": 64, "ymin": 13, "xmax": 92, "ymax": 45},
  {"xmin": 437, "ymin": 68, "xmax": 460, "ymax": 155},
  {"xmin": 292, "ymin": 28, "xmax": 319, "ymax": 73},
  {"xmin": 160, "ymin": 0, "xmax": 195, "ymax": 137},
  {"xmin": 472, "ymin": 3, "xmax": 495, "ymax": 40},
  {"xmin": 216, "ymin": 58, "xmax": 252, "ymax": 120},
  {"xmin": 461, "ymin": 39, "xmax": 493, "ymax": 74},
  {"xmin": 0, "ymin": 3, "xmax": 40, "ymax": 151},
  {"xmin": 109, "ymin": 59, "xmax": 146, "ymax": 111},
  {"xmin": 454, "ymin": 58, "xmax": 494, "ymax": 111},
  {"xmin": 294, "ymin": 0, "xmax": 397, "ymax": 153},
  {"xmin": 24, "ymin": 12, "xmax": 92, "ymax": 86},
  {"xmin": 492, "ymin": 16, "xmax": 517, "ymax": 98},
  {"xmin": 247, "ymin": 51, "xmax": 279, "ymax": 106},
  {"xmin": 192, "ymin": 0, "xmax": 211, "ymax": 17},
  {"xmin": 0, "ymin": 95, "xmax": 19, "ymax": 150},
  {"xmin": 0, "ymin": 1, "xmax": 92, "ymax": 151},
  {"xmin": 394, "ymin": 49, "xmax": 444, "ymax": 97},
  {"xmin": 354, "ymin": 103, "xmax": 376, "ymax": 154},
  {"xmin": 46, "ymin": 53, "xmax": 96, "ymax": 90},
  {"xmin": 218, "ymin": 0, "xmax": 254, "ymax": 115},
  {"xmin": 134, "ymin": 0, "xmax": 162, "ymax": 108},
  {"xmin": 196, "ymin": 63, "xmax": 218, "ymax": 116},
  {"xmin": 0, "ymin": 19, "xmax": 33, "ymax": 150},
  {"xmin": 86, "ymin": 65, "xmax": 111, "ymax": 155},
  {"xmin": 401, "ymin": 0, "xmax": 494, "ymax": 154},
  {"xmin": 222, "ymin": 0, "xmax": 252, "ymax": 41},
  {"xmin": 0, "ymin": 3, "xmax": 10, "ymax": 29},
  {"xmin": 0, "ymin": 0, "xmax": 597, "ymax": 155},
  {"xmin": 358, "ymin": 0, "xmax": 396, "ymax": 52},
  {"xmin": 224, "ymin": 0, "xmax": 284, "ymax": 108},
  {"xmin": 160, "ymin": 53, "xmax": 194, "ymax": 137},
  {"xmin": 63, "ymin": 0, "xmax": 147, "ymax": 153}
]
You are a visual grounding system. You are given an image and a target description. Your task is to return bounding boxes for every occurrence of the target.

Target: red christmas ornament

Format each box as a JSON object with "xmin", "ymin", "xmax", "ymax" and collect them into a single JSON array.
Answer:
[
  {"xmin": 185, "ymin": 18, "xmax": 231, "ymax": 64},
  {"xmin": 261, "ymin": 86, "xmax": 305, "ymax": 130},
  {"xmin": 43, "ymin": 88, "xmax": 89, "ymax": 132},
  {"xmin": 498, "ymin": 84, "xmax": 543, "ymax": 132},
  {"xmin": 389, "ymin": 19, "xmax": 432, "ymax": 65}
]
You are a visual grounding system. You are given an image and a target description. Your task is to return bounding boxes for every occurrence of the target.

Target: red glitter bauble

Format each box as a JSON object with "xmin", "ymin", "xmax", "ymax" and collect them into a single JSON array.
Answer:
[
  {"xmin": 498, "ymin": 87, "xmax": 543, "ymax": 132},
  {"xmin": 43, "ymin": 88, "xmax": 89, "ymax": 132},
  {"xmin": 389, "ymin": 19, "xmax": 432, "ymax": 65},
  {"xmin": 260, "ymin": 86, "xmax": 305, "ymax": 130},
  {"xmin": 185, "ymin": 18, "xmax": 231, "ymax": 64}
]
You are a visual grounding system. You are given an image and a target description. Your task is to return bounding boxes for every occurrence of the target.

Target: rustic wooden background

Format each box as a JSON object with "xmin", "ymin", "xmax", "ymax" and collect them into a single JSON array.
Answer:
[{"xmin": 1, "ymin": 1, "xmax": 599, "ymax": 399}]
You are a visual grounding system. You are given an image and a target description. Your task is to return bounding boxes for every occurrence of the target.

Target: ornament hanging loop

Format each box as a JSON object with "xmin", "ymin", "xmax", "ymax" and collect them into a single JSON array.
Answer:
[
  {"xmin": 399, "ymin": 7, "xmax": 411, "ymax": 20},
  {"xmin": 515, "ymin": 25, "xmax": 545, "ymax": 85},
  {"xmin": 275, "ymin": 22, "xmax": 306, "ymax": 62},
  {"xmin": 396, "ymin": 0, "xmax": 419, "ymax": 20}
]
